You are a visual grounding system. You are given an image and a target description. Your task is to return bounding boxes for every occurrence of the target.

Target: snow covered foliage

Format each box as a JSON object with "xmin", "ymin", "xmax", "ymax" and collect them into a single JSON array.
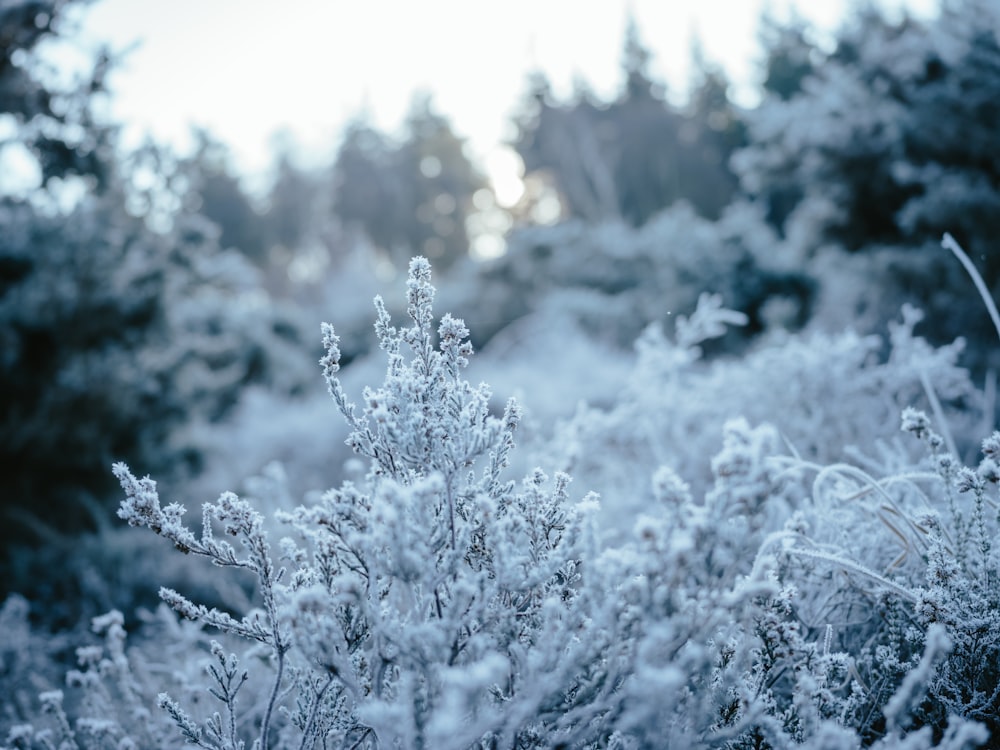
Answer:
[
  {"xmin": 744, "ymin": 405, "xmax": 1000, "ymax": 745},
  {"xmin": 544, "ymin": 300, "xmax": 980, "ymax": 540},
  {"xmin": 6, "ymin": 258, "xmax": 1000, "ymax": 749},
  {"xmin": 105, "ymin": 258, "xmax": 615, "ymax": 748},
  {"xmin": 0, "ymin": 0, "xmax": 312, "ymax": 604}
]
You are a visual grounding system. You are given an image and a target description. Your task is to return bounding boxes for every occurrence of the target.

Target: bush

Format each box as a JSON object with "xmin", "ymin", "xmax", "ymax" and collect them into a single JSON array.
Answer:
[
  {"xmin": 539, "ymin": 299, "xmax": 980, "ymax": 542},
  {"xmin": 4, "ymin": 258, "xmax": 996, "ymax": 749}
]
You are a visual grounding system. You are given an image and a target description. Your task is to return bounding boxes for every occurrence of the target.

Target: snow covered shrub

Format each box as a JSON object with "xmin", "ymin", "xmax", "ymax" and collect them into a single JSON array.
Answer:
[
  {"xmin": 735, "ymin": 0, "xmax": 1000, "ymax": 370},
  {"xmin": 106, "ymin": 257, "xmax": 627, "ymax": 748},
  {"xmin": 0, "ymin": 595, "xmax": 70, "ymax": 734},
  {"xmin": 7, "ymin": 256, "xmax": 995, "ymax": 749},
  {"xmin": 0, "ymin": 603, "xmax": 237, "ymax": 750},
  {"xmin": 0, "ymin": 192, "xmax": 314, "ymax": 619},
  {"xmin": 731, "ymin": 404, "xmax": 1000, "ymax": 746},
  {"xmin": 97, "ymin": 258, "xmax": 823, "ymax": 749},
  {"xmin": 547, "ymin": 297, "xmax": 980, "ymax": 540}
]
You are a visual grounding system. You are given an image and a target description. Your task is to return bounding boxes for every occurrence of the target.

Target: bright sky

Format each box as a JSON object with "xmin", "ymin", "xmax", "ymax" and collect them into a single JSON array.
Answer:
[{"xmin": 75, "ymin": 0, "xmax": 939, "ymax": 197}]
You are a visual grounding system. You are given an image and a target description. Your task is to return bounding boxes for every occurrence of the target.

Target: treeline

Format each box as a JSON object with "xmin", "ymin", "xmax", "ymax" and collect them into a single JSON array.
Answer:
[
  {"xmin": 136, "ymin": 18, "xmax": 762, "ymax": 278},
  {"xmin": 171, "ymin": 0, "xmax": 1000, "ymax": 374}
]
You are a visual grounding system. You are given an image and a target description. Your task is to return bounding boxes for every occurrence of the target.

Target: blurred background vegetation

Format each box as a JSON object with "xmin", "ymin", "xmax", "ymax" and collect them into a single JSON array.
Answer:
[{"xmin": 2, "ymin": 0, "xmax": 999, "ymax": 627}]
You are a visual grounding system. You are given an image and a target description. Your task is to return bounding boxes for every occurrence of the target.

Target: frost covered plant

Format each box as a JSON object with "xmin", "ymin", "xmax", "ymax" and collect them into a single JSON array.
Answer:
[
  {"xmin": 0, "ymin": 608, "xmax": 180, "ymax": 750},
  {"xmin": 905, "ymin": 417, "xmax": 1000, "ymax": 737},
  {"xmin": 731, "ymin": 405, "xmax": 1000, "ymax": 746},
  {"xmin": 22, "ymin": 256, "xmax": 993, "ymax": 750},
  {"xmin": 109, "ymin": 258, "xmax": 609, "ymax": 748},
  {"xmin": 278, "ymin": 258, "xmax": 609, "ymax": 747},
  {"xmin": 543, "ymin": 290, "xmax": 979, "ymax": 543}
]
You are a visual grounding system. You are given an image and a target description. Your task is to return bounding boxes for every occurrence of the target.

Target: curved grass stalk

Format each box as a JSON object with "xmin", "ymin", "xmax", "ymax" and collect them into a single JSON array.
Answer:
[
  {"xmin": 769, "ymin": 456, "xmax": 947, "ymax": 559},
  {"xmin": 811, "ymin": 462, "xmax": 935, "ymax": 547},
  {"xmin": 943, "ymin": 232, "xmax": 1000, "ymax": 345},
  {"xmin": 786, "ymin": 547, "xmax": 920, "ymax": 604},
  {"xmin": 918, "ymin": 369, "xmax": 959, "ymax": 460},
  {"xmin": 750, "ymin": 531, "xmax": 920, "ymax": 604}
]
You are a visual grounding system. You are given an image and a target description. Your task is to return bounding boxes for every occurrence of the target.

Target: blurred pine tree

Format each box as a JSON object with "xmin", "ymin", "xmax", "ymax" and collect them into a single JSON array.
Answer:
[
  {"xmin": 0, "ymin": 1, "xmax": 311, "ymax": 619},
  {"xmin": 511, "ymin": 17, "xmax": 747, "ymax": 227},
  {"xmin": 331, "ymin": 96, "xmax": 489, "ymax": 274}
]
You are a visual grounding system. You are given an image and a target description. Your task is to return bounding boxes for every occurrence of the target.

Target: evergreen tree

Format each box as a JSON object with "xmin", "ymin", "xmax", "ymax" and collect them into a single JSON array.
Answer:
[
  {"xmin": 758, "ymin": 11, "xmax": 818, "ymax": 101},
  {"xmin": 613, "ymin": 16, "xmax": 685, "ymax": 226},
  {"xmin": 0, "ymin": 8, "xmax": 311, "ymax": 616},
  {"xmin": 395, "ymin": 94, "xmax": 488, "ymax": 272},
  {"xmin": 331, "ymin": 97, "xmax": 488, "ymax": 273},
  {"xmin": 0, "ymin": 0, "xmax": 114, "ymax": 190},
  {"xmin": 175, "ymin": 130, "xmax": 269, "ymax": 264},
  {"xmin": 331, "ymin": 115, "xmax": 404, "ymax": 264},
  {"xmin": 511, "ymin": 18, "xmax": 746, "ymax": 226},
  {"xmin": 735, "ymin": 0, "xmax": 1000, "ymax": 367},
  {"xmin": 262, "ymin": 146, "xmax": 317, "ymax": 259},
  {"xmin": 511, "ymin": 72, "xmax": 620, "ymax": 223},
  {"xmin": 678, "ymin": 43, "xmax": 748, "ymax": 220}
]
